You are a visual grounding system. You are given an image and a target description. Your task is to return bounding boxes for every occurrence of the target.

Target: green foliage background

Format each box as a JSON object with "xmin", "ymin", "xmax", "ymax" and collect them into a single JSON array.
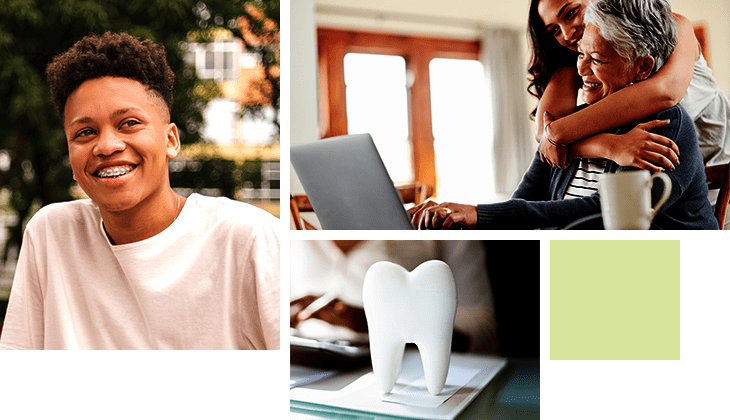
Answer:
[{"xmin": 0, "ymin": 0, "xmax": 279, "ymax": 262}]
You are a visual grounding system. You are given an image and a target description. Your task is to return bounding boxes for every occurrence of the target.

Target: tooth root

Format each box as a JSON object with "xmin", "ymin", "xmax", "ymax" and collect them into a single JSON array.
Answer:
[
  {"xmin": 370, "ymin": 334, "xmax": 405, "ymax": 394},
  {"xmin": 363, "ymin": 260, "xmax": 457, "ymax": 396},
  {"xmin": 416, "ymin": 335, "xmax": 452, "ymax": 395}
]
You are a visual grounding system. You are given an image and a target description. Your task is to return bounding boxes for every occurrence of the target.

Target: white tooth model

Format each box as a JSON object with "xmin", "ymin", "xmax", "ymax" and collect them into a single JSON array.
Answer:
[{"xmin": 363, "ymin": 260, "xmax": 457, "ymax": 396}]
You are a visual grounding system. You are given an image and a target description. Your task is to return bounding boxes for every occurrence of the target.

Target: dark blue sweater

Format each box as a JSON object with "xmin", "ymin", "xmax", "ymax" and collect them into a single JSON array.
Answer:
[{"xmin": 475, "ymin": 105, "xmax": 718, "ymax": 229}]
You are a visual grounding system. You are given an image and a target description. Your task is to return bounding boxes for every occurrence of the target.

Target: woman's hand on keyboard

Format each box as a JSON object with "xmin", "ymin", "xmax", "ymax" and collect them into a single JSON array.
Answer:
[{"xmin": 408, "ymin": 201, "xmax": 477, "ymax": 230}]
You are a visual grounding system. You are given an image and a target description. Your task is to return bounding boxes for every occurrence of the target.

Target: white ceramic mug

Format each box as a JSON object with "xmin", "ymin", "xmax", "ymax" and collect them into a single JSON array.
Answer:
[{"xmin": 598, "ymin": 171, "xmax": 672, "ymax": 230}]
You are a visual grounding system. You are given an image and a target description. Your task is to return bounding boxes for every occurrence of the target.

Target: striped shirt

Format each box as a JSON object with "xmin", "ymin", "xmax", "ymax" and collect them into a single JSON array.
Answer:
[{"xmin": 564, "ymin": 158, "xmax": 609, "ymax": 199}]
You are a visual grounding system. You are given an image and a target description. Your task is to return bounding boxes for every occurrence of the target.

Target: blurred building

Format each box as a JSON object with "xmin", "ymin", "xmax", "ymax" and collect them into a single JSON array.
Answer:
[{"xmin": 176, "ymin": 27, "xmax": 280, "ymax": 216}]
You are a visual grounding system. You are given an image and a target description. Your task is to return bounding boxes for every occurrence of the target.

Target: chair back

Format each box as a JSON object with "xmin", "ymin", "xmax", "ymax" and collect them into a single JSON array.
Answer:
[
  {"xmin": 290, "ymin": 183, "xmax": 434, "ymax": 230},
  {"xmin": 290, "ymin": 194, "xmax": 317, "ymax": 230},
  {"xmin": 705, "ymin": 163, "xmax": 730, "ymax": 230}
]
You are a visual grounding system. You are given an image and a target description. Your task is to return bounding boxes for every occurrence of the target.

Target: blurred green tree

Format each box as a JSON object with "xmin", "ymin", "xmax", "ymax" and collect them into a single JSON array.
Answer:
[{"xmin": 0, "ymin": 0, "xmax": 280, "ymax": 262}]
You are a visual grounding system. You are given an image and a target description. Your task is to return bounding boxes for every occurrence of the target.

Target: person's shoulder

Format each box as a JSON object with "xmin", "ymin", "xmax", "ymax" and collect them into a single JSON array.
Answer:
[
  {"xmin": 651, "ymin": 105, "xmax": 702, "ymax": 158},
  {"xmin": 26, "ymin": 199, "xmax": 98, "ymax": 229},
  {"xmin": 187, "ymin": 194, "xmax": 279, "ymax": 232},
  {"xmin": 644, "ymin": 104, "xmax": 694, "ymax": 140},
  {"xmin": 22, "ymin": 200, "xmax": 100, "ymax": 245},
  {"xmin": 654, "ymin": 104, "xmax": 690, "ymax": 123},
  {"xmin": 650, "ymin": 105, "xmax": 694, "ymax": 139}
]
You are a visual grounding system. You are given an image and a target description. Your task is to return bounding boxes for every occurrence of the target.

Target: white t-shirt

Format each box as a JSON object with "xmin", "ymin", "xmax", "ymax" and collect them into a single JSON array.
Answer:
[
  {"xmin": 680, "ymin": 54, "xmax": 730, "ymax": 228},
  {"xmin": 680, "ymin": 53, "xmax": 730, "ymax": 166},
  {"xmin": 0, "ymin": 194, "xmax": 280, "ymax": 350}
]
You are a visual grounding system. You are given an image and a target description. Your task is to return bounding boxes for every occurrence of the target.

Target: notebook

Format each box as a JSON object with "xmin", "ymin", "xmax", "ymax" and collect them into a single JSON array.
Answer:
[{"xmin": 290, "ymin": 133, "xmax": 415, "ymax": 230}]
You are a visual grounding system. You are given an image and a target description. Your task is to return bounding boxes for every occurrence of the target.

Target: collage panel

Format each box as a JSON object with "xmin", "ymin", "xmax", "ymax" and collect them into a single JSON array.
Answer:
[
  {"xmin": 1, "ymin": 0, "xmax": 730, "ymax": 418},
  {"xmin": 291, "ymin": 0, "xmax": 729, "ymax": 231},
  {"xmin": 543, "ymin": 236, "xmax": 730, "ymax": 418},
  {"xmin": 290, "ymin": 239, "xmax": 540, "ymax": 419},
  {"xmin": 0, "ymin": 1, "xmax": 281, "ymax": 351},
  {"xmin": 0, "ymin": 0, "xmax": 285, "ymax": 418},
  {"xmin": 289, "ymin": 0, "xmax": 730, "ymax": 419},
  {"xmin": 550, "ymin": 240, "xmax": 680, "ymax": 361}
]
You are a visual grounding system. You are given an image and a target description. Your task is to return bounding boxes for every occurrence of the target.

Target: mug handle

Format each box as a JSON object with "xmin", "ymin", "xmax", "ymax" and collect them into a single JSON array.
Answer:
[{"xmin": 650, "ymin": 172, "xmax": 672, "ymax": 218}]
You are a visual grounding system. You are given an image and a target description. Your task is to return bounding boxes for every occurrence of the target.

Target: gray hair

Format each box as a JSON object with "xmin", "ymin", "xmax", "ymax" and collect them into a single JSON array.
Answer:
[{"xmin": 584, "ymin": 0, "xmax": 678, "ymax": 73}]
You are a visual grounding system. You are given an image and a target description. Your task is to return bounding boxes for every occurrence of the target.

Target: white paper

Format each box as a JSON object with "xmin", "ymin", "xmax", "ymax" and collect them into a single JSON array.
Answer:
[
  {"xmin": 290, "ymin": 351, "xmax": 507, "ymax": 420},
  {"xmin": 382, "ymin": 365, "xmax": 481, "ymax": 408},
  {"xmin": 290, "ymin": 365, "xmax": 338, "ymax": 389}
]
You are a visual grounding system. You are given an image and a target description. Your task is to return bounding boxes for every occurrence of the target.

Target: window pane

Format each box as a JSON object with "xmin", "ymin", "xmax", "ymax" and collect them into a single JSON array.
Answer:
[
  {"xmin": 223, "ymin": 51, "xmax": 233, "ymax": 70},
  {"xmin": 201, "ymin": 98, "xmax": 239, "ymax": 144},
  {"xmin": 205, "ymin": 50, "xmax": 215, "ymax": 70},
  {"xmin": 344, "ymin": 53, "xmax": 412, "ymax": 185},
  {"xmin": 430, "ymin": 58, "xmax": 494, "ymax": 203}
]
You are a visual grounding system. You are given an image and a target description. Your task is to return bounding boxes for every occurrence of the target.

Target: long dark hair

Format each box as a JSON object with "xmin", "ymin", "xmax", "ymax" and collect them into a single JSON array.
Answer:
[{"xmin": 527, "ymin": 0, "xmax": 579, "ymax": 118}]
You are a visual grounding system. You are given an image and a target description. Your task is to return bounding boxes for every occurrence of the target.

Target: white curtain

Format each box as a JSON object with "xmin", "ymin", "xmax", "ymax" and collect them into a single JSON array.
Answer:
[{"xmin": 480, "ymin": 28, "xmax": 535, "ymax": 198}]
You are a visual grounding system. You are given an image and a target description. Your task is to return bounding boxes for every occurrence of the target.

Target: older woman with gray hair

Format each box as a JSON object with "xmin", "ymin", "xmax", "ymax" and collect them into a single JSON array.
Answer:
[
  {"xmin": 410, "ymin": 0, "xmax": 717, "ymax": 229},
  {"xmin": 584, "ymin": 0, "xmax": 676, "ymax": 72}
]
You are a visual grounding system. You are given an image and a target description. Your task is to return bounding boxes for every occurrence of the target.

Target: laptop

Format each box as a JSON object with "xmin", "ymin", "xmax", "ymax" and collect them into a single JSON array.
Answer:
[{"xmin": 290, "ymin": 133, "xmax": 415, "ymax": 230}]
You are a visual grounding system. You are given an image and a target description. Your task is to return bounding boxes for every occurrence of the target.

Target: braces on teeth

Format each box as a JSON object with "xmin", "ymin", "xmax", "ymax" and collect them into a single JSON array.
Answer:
[{"xmin": 97, "ymin": 167, "xmax": 132, "ymax": 178}]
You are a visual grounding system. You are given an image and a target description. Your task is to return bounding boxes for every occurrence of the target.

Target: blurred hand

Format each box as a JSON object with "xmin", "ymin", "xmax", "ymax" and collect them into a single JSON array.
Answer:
[
  {"xmin": 539, "ymin": 112, "xmax": 569, "ymax": 168},
  {"xmin": 408, "ymin": 200, "xmax": 477, "ymax": 230},
  {"xmin": 332, "ymin": 240, "xmax": 363, "ymax": 254},
  {"xmin": 608, "ymin": 119, "xmax": 679, "ymax": 172}
]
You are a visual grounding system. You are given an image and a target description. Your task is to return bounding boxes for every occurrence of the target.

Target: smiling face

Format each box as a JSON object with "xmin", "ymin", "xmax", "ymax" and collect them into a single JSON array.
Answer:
[
  {"xmin": 64, "ymin": 76, "xmax": 180, "ymax": 215},
  {"xmin": 538, "ymin": 0, "xmax": 588, "ymax": 51},
  {"xmin": 576, "ymin": 24, "xmax": 642, "ymax": 104}
]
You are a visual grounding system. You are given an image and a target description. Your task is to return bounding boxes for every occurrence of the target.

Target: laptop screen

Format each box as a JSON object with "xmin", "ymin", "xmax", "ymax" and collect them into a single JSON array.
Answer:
[{"xmin": 291, "ymin": 133, "xmax": 415, "ymax": 230}]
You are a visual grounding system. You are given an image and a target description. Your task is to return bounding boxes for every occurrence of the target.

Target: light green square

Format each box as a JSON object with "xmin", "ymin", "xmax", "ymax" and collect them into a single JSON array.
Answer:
[{"xmin": 550, "ymin": 240, "xmax": 679, "ymax": 360}]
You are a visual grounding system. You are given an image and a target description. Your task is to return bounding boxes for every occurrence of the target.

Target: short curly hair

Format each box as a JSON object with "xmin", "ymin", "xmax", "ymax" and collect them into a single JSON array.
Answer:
[{"xmin": 46, "ymin": 31, "xmax": 175, "ymax": 122}]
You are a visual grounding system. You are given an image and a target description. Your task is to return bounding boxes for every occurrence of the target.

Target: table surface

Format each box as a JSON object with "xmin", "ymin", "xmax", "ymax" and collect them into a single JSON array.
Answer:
[{"xmin": 290, "ymin": 357, "xmax": 539, "ymax": 420}]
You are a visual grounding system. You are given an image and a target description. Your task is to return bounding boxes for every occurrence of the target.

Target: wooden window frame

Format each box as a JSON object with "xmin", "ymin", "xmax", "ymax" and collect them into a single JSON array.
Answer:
[{"xmin": 317, "ymin": 28, "xmax": 480, "ymax": 188}]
